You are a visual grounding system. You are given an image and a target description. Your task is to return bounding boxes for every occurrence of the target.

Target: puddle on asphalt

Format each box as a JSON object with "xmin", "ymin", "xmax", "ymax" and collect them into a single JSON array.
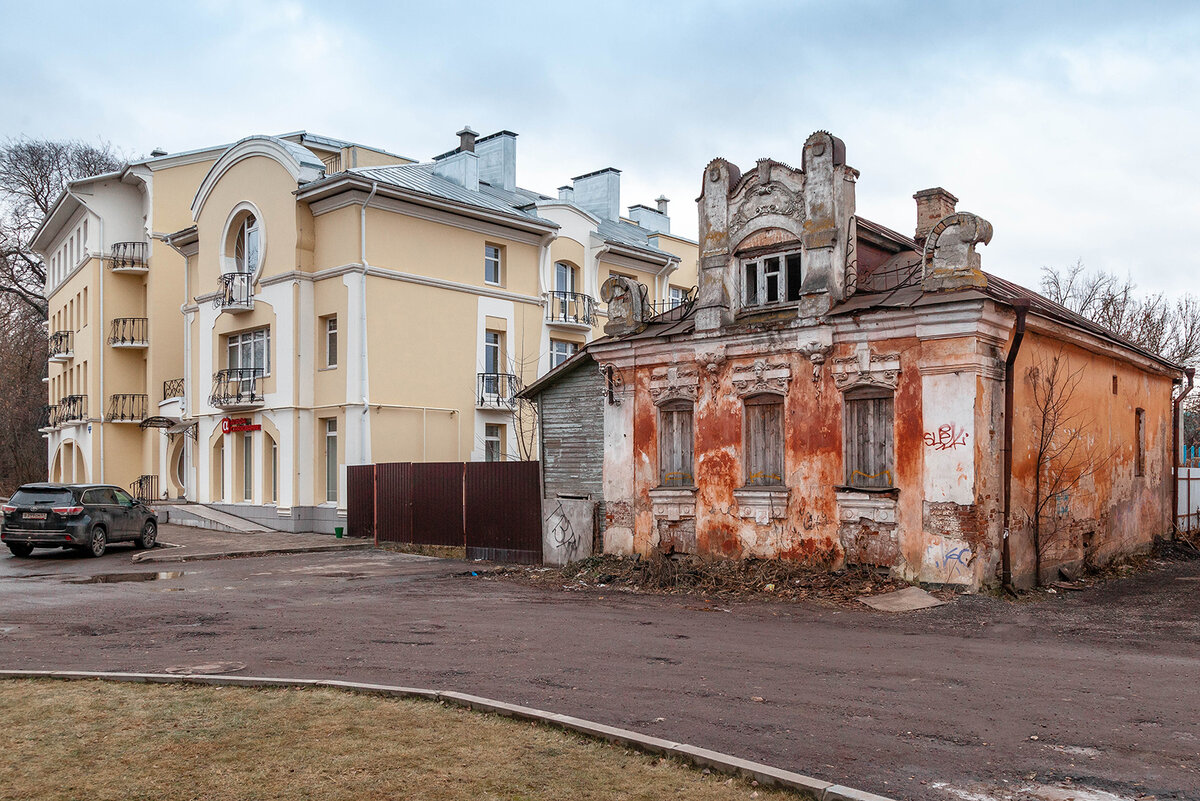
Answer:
[{"xmin": 66, "ymin": 571, "xmax": 186, "ymax": 585}]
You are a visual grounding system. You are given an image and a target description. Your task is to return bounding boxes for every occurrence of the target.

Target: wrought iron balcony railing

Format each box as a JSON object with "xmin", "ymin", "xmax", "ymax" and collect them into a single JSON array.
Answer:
[
  {"xmin": 163, "ymin": 377, "xmax": 184, "ymax": 399},
  {"xmin": 48, "ymin": 330, "xmax": 73, "ymax": 361},
  {"xmin": 214, "ymin": 272, "xmax": 254, "ymax": 311},
  {"xmin": 477, "ymin": 372, "xmax": 519, "ymax": 408},
  {"xmin": 39, "ymin": 404, "xmax": 57, "ymax": 431},
  {"xmin": 59, "ymin": 395, "xmax": 87, "ymax": 424},
  {"xmin": 130, "ymin": 474, "xmax": 159, "ymax": 503},
  {"xmin": 108, "ymin": 393, "xmax": 148, "ymax": 422},
  {"xmin": 649, "ymin": 286, "xmax": 697, "ymax": 319},
  {"xmin": 210, "ymin": 368, "xmax": 265, "ymax": 409},
  {"xmin": 108, "ymin": 317, "xmax": 149, "ymax": 347},
  {"xmin": 545, "ymin": 291, "xmax": 596, "ymax": 326},
  {"xmin": 110, "ymin": 241, "xmax": 148, "ymax": 272}
]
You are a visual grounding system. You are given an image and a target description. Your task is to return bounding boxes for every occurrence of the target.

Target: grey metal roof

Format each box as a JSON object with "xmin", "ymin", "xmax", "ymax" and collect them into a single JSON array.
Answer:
[
  {"xmin": 350, "ymin": 163, "xmax": 552, "ymax": 223},
  {"xmin": 597, "ymin": 218, "xmax": 675, "ymax": 260}
]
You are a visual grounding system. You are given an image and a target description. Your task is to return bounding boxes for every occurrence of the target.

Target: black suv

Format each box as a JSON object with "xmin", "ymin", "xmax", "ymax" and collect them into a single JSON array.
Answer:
[{"xmin": 1, "ymin": 483, "xmax": 157, "ymax": 558}]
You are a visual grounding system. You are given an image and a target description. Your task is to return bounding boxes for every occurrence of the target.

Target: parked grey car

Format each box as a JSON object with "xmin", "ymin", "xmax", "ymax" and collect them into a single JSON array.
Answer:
[{"xmin": 1, "ymin": 483, "xmax": 157, "ymax": 558}]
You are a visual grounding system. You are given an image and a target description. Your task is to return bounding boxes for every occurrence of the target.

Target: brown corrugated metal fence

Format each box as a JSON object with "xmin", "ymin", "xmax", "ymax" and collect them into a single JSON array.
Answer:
[{"xmin": 347, "ymin": 460, "xmax": 541, "ymax": 564}]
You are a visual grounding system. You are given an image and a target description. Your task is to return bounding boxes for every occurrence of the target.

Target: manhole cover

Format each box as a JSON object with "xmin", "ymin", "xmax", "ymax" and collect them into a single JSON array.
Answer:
[{"xmin": 163, "ymin": 661, "xmax": 246, "ymax": 675}]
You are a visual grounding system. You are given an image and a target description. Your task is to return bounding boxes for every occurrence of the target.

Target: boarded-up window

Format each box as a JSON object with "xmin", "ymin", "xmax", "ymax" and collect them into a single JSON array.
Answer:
[
  {"xmin": 659, "ymin": 401, "xmax": 694, "ymax": 487},
  {"xmin": 745, "ymin": 394, "xmax": 784, "ymax": 486},
  {"xmin": 1135, "ymin": 407, "xmax": 1145, "ymax": 477},
  {"xmin": 843, "ymin": 387, "xmax": 894, "ymax": 488}
]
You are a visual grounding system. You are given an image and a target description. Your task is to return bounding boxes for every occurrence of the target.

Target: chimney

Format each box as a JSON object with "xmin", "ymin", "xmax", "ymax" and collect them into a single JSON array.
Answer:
[
  {"xmin": 475, "ymin": 131, "xmax": 517, "ymax": 192},
  {"xmin": 655, "ymin": 195, "xmax": 669, "ymax": 214},
  {"xmin": 557, "ymin": 185, "xmax": 574, "ymax": 202},
  {"xmin": 628, "ymin": 203, "xmax": 670, "ymax": 234},
  {"xmin": 914, "ymin": 187, "xmax": 958, "ymax": 242},
  {"xmin": 572, "ymin": 167, "xmax": 621, "ymax": 221},
  {"xmin": 457, "ymin": 125, "xmax": 478, "ymax": 153}
]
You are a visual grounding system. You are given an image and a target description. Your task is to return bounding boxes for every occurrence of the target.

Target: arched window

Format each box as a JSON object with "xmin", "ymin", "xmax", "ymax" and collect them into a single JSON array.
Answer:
[
  {"xmin": 744, "ymin": 393, "xmax": 784, "ymax": 486},
  {"xmin": 232, "ymin": 213, "xmax": 260, "ymax": 274}
]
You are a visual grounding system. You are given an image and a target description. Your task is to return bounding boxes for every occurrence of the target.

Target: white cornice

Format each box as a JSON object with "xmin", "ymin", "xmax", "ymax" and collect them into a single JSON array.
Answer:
[{"xmin": 257, "ymin": 262, "xmax": 544, "ymax": 306}]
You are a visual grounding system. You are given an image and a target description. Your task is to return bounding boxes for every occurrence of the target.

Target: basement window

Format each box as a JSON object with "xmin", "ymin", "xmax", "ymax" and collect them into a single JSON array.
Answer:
[{"xmin": 742, "ymin": 251, "xmax": 802, "ymax": 308}]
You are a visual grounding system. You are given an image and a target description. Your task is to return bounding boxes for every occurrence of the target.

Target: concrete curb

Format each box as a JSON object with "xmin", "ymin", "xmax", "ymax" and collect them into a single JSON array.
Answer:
[
  {"xmin": 131, "ymin": 542, "xmax": 371, "ymax": 564},
  {"xmin": 0, "ymin": 669, "xmax": 894, "ymax": 800}
]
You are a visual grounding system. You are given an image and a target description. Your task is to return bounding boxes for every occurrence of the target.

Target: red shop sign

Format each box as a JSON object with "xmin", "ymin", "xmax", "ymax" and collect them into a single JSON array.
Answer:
[{"xmin": 221, "ymin": 417, "xmax": 261, "ymax": 434}]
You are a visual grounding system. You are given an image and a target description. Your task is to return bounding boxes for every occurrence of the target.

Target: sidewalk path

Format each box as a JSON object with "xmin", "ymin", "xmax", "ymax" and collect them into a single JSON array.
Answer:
[{"xmin": 133, "ymin": 524, "xmax": 371, "ymax": 563}]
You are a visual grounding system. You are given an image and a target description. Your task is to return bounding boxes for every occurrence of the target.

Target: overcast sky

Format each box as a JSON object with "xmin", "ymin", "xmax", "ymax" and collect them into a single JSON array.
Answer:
[{"xmin": 3, "ymin": 1, "xmax": 1197, "ymax": 295}]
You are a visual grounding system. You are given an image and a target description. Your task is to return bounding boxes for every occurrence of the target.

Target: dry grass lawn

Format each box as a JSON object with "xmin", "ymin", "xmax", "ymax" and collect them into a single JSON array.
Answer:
[{"xmin": 0, "ymin": 679, "xmax": 793, "ymax": 801}]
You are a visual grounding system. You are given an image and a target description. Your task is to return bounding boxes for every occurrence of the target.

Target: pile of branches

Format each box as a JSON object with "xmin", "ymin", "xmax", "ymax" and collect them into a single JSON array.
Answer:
[{"xmin": 503, "ymin": 552, "xmax": 912, "ymax": 605}]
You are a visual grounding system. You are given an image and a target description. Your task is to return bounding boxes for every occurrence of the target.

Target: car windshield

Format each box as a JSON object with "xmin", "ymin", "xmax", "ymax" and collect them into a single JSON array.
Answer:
[{"xmin": 9, "ymin": 488, "xmax": 75, "ymax": 506}]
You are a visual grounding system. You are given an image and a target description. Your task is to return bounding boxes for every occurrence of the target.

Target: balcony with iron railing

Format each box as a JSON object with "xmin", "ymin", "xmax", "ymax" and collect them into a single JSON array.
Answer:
[
  {"xmin": 39, "ymin": 404, "xmax": 58, "ymax": 432},
  {"xmin": 544, "ymin": 291, "xmax": 596, "ymax": 329},
  {"xmin": 58, "ymin": 395, "xmax": 88, "ymax": 424},
  {"xmin": 477, "ymin": 372, "xmax": 520, "ymax": 409},
  {"xmin": 209, "ymin": 368, "xmax": 265, "ymax": 410},
  {"xmin": 110, "ymin": 241, "xmax": 148, "ymax": 273},
  {"xmin": 214, "ymin": 272, "xmax": 254, "ymax": 312},
  {"xmin": 648, "ymin": 287, "xmax": 697, "ymax": 321},
  {"xmin": 108, "ymin": 393, "xmax": 148, "ymax": 423},
  {"xmin": 108, "ymin": 317, "xmax": 149, "ymax": 348},
  {"xmin": 163, "ymin": 377, "xmax": 184, "ymax": 399},
  {"xmin": 48, "ymin": 330, "xmax": 73, "ymax": 362}
]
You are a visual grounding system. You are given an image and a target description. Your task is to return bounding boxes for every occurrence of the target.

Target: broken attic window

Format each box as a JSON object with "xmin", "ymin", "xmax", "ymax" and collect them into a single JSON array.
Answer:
[
  {"xmin": 742, "ymin": 250, "xmax": 802, "ymax": 309},
  {"xmin": 744, "ymin": 261, "xmax": 758, "ymax": 305},
  {"xmin": 786, "ymin": 253, "xmax": 802, "ymax": 301}
]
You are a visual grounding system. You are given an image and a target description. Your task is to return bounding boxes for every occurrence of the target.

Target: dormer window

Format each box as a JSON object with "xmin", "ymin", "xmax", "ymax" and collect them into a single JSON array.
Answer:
[
  {"xmin": 233, "ymin": 214, "xmax": 260, "ymax": 274},
  {"xmin": 742, "ymin": 251, "xmax": 802, "ymax": 308}
]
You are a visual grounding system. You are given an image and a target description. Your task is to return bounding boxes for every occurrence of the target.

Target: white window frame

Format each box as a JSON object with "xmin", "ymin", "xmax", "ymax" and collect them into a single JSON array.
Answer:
[
  {"xmin": 484, "ymin": 423, "xmax": 504, "ymax": 462},
  {"xmin": 741, "ymin": 250, "xmax": 802, "ymax": 309},
  {"xmin": 233, "ymin": 213, "xmax": 260, "ymax": 274},
  {"xmin": 550, "ymin": 339, "xmax": 578, "ymax": 369},
  {"xmin": 325, "ymin": 418, "xmax": 338, "ymax": 502},
  {"xmin": 484, "ymin": 245, "xmax": 503, "ymax": 286},
  {"xmin": 668, "ymin": 285, "xmax": 687, "ymax": 309},
  {"xmin": 324, "ymin": 316, "xmax": 338, "ymax": 368},
  {"xmin": 227, "ymin": 328, "xmax": 271, "ymax": 375}
]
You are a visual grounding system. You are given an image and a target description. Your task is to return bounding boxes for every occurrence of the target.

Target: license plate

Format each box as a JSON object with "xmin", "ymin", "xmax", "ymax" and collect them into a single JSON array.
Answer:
[{"xmin": 23, "ymin": 513, "xmax": 46, "ymax": 520}]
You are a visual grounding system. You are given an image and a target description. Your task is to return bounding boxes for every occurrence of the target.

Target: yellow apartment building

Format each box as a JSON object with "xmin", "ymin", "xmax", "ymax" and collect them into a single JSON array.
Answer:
[{"xmin": 32, "ymin": 126, "xmax": 698, "ymax": 533}]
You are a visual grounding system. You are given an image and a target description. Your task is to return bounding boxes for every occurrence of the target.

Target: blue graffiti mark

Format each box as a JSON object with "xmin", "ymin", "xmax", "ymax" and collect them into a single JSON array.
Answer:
[{"xmin": 927, "ymin": 544, "xmax": 972, "ymax": 578}]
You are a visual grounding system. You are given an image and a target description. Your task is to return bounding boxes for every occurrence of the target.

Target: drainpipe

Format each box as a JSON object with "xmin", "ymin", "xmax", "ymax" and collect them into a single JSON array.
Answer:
[
  {"xmin": 1001, "ymin": 299, "xmax": 1030, "ymax": 590},
  {"xmin": 1172, "ymin": 367, "xmax": 1195, "ymax": 537},
  {"xmin": 359, "ymin": 182, "xmax": 377, "ymax": 465}
]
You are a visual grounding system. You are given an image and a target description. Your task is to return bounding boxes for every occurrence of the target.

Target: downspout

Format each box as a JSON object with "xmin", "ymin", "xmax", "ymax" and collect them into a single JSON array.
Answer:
[
  {"xmin": 1001, "ymin": 299, "xmax": 1030, "ymax": 590},
  {"xmin": 1171, "ymin": 367, "xmax": 1195, "ymax": 537},
  {"xmin": 359, "ymin": 182, "xmax": 377, "ymax": 465},
  {"xmin": 68, "ymin": 188, "xmax": 106, "ymax": 483}
]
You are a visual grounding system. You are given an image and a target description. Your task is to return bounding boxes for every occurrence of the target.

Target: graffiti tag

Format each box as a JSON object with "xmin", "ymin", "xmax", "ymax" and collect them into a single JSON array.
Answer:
[
  {"xmin": 546, "ymin": 501, "xmax": 580, "ymax": 553},
  {"xmin": 925, "ymin": 543, "xmax": 973, "ymax": 578},
  {"xmin": 923, "ymin": 423, "xmax": 970, "ymax": 451}
]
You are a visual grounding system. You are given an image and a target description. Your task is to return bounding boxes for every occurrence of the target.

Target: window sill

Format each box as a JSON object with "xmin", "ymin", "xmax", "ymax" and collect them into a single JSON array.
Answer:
[
  {"xmin": 650, "ymin": 486, "xmax": 696, "ymax": 521},
  {"xmin": 835, "ymin": 489, "xmax": 897, "ymax": 525},
  {"xmin": 318, "ymin": 365, "xmax": 338, "ymax": 372},
  {"xmin": 834, "ymin": 485, "xmax": 898, "ymax": 497},
  {"xmin": 733, "ymin": 486, "xmax": 789, "ymax": 522},
  {"xmin": 484, "ymin": 280, "xmax": 504, "ymax": 288}
]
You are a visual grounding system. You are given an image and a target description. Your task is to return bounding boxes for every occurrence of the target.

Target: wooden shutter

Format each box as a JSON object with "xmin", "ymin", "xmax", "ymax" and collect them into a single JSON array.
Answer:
[
  {"xmin": 659, "ymin": 402, "xmax": 695, "ymax": 487},
  {"xmin": 745, "ymin": 394, "xmax": 784, "ymax": 486},
  {"xmin": 844, "ymin": 388, "xmax": 894, "ymax": 488}
]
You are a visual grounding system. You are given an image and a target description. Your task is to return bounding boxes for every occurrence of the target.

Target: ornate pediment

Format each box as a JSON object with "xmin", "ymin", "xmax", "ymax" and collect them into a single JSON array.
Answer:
[
  {"xmin": 730, "ymin": 180, "xmax": 804, "ymax": 238},
  {"xmin": 731, "ymin": 358, "xmax": 792, "ymax": 397},
  {"xmin": 649, "ymin": 365, "xmax": 699, "ymax": 405},
  {"xmin": 831, "ymin": 343, "xmax": 900, "ymax": 391}
]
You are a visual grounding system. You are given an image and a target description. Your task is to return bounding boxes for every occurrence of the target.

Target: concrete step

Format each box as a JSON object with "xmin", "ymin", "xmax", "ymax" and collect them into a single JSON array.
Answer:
[{"xmin": 157, "ymin": 504, "xmax": 271, "ymax": 533}]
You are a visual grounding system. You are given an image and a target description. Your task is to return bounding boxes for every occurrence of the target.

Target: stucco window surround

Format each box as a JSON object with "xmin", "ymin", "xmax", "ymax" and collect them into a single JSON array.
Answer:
[
  {"xmin": 728, "ymin": 359, "xmax": 792, "ymax": 522},
  {"xmin": 831, "ymin": 345, "xmax": 901, "ymax": 529},
  {"xmin": 220, "ymin": 201, "xmax": 266, "ymax": 283},
  {"xmin": 649, "ymin": 365, "xmax": 700, "ymax": 519}
]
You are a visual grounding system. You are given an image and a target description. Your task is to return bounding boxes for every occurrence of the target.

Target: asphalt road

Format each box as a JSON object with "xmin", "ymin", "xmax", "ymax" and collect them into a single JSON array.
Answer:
[{"xmin": 1, "ymin": 528, "xmax": 1197, "ymax": 801}]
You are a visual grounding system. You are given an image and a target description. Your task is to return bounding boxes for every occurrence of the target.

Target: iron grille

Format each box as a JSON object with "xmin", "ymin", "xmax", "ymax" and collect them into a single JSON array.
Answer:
[
  {"xmin": 59, "ymin": 394, "xmax": 87, "ymax": 423},
  {"xmin": 48, "ymin": 330, "xmax": 73, "ymax": 358},
  {"xmin": 210, "ymin": 368, "xmax": 264, "ymax": 408},
  {"xmin": 545, "ymin": 291, "xmax": 596, "ymax": 326},
  {"xmin": 110, "ymin": 241, "xmax": 148, "ymax": 271},
  {"xmin": 108, "ymin": 393, "xmax": 148, "ymax": 422},
  {"xmin": 39, "ymin": 404, "xmax": 56, "ymax": 430},
  {"xmin": 163, "ymin": 377, "xmax": 184, "ymax": 399},
  {"xmin": 107, "ymin": 317, "xmax": 148, "ymax": 346},
  {"xmin": 215, "ymin": 272, "xmax": 253, "ymax": 309},
  {"xmin": 477, "ymin": 372, "xmax": 519, "ymax": 407},
  {"xmin": 130, "ymin": 474, "xmax": 159, "ymax": 503},
  {"xmin": 649, "ymin": 286, "xmax": 697, "ymax": 319}
]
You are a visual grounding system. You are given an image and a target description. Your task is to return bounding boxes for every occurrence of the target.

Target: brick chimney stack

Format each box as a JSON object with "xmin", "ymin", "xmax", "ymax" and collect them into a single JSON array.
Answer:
[
  {"xmin": 457, "ymin": 126, "xmax": 478, "ymax": 153},
  {"xmin": 914, "ymin": 187, "xmax": 958, "ymax": 242}
]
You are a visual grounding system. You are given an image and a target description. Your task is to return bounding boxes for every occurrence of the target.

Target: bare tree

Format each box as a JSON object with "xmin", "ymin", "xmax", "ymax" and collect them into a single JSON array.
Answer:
[
  {"xmin": 1041, "ymin": 262, "xmax": 1200, "ymax": 367},
  {"xmin": 1025, "ymin": 351, "xmax": 1107, "ymax": 585},
  {"xmin": 0, "ymin": 137, "xmax": 123, "ymax": 317},
  {"xmin": 0, "ymin": 298, "xmax": 49, "ymax": 493}
]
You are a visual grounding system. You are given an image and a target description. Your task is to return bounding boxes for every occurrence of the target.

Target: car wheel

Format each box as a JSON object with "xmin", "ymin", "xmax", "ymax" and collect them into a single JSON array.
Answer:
[
  {"xmin": 86, "ymin": 526, "xmax": 107, "ymax": 558},
  {"xmin": 6, "ymin": 543, "xmax": 33, "ymax": 558},
  {"xmin": 135, "ymin": 520, "xmax": 157, "ymax": 550}
]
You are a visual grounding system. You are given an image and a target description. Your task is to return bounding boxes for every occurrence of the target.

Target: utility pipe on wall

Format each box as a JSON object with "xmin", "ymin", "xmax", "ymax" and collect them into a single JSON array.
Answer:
[
  {"xmin": 1001, "ymin": 299, "xmax": 1030, "ymax": 589},
  {"xmin": 358, "ymin": 182, "xmax": 378, "ymax": 469},
  {"xmin": 1171, "ymin": 367, "xmax": 1195, "ymax": 537}
]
